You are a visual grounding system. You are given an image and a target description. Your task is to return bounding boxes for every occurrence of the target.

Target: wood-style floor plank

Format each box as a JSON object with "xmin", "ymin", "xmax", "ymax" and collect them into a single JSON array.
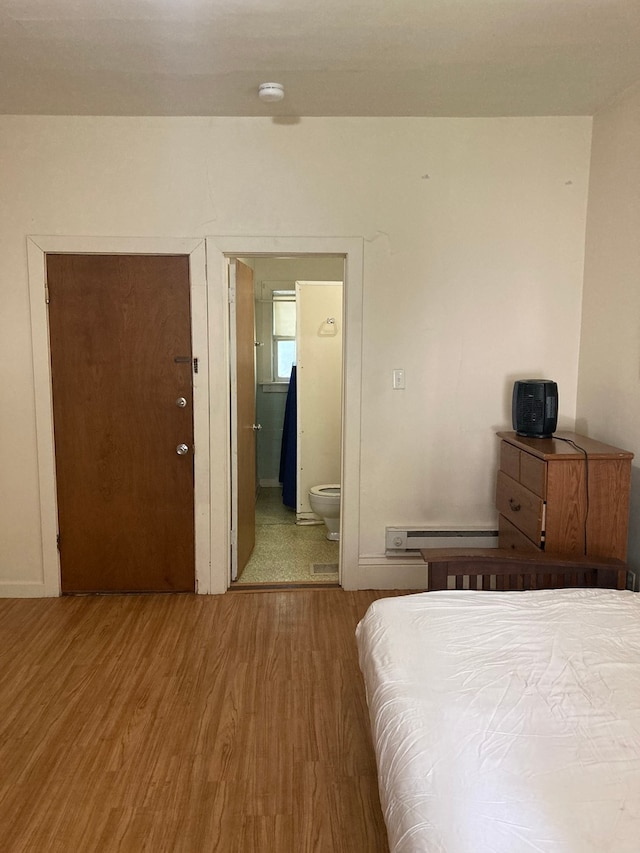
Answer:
[{"xmin": 0, "ymin": 589, "xmax": 405, "ymax": 852}]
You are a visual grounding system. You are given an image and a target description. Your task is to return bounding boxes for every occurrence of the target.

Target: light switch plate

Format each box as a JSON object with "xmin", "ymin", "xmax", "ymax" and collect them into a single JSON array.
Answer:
[{"xmin": 392, "ymin": 368, "xmax": 405, "ymax": 389}]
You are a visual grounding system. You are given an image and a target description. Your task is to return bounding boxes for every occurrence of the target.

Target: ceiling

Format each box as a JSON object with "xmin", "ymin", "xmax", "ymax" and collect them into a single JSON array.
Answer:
[{"xmin": 2, "ymin": 0, "xmax": 640, "ymax": 117}]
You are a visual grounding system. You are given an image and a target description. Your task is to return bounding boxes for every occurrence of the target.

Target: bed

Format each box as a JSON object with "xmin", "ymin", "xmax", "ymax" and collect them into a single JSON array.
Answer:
[{"xmin": 357, "ymin": 586, "xmax": 640, "ymax": 852}]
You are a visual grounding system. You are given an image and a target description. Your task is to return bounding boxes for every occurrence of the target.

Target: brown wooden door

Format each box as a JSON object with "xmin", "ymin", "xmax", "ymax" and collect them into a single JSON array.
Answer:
[
  {"xmin": 234, "ymin": 260, "xmax": 256, "ymax": 579},
  {"xmin": 47, "ymin": 254, "xmax": 195, "ymax": 593}
]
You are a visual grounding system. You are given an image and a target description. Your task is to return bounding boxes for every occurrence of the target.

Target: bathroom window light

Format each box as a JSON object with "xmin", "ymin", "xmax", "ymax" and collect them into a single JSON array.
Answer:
[
  {"xmin": 272, "ymin": 291, "xmax": 296, "ymax": 381},
  {"xmin": 274, "ymin": 338, "xmax": 296, "ymax": 381}
]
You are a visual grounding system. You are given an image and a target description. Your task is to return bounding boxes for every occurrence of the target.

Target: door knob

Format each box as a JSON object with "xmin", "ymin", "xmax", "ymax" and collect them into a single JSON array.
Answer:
[
  {"xmin": 252, "ymin": 424, "xmax": 262, "ymax": 431},
  {"xmin": 176, "ymin": 443, "xmax": 190, "ymax": 455},
  {"xmin": 176, "ymin": 397, "xmax": 188, "ymax": 408}
]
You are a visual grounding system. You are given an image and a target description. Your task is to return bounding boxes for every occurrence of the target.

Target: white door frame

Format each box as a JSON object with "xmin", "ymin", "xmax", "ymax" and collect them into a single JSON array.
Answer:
[
  {"xmin": 27, "ymin": 236, "xmax": 211, "ymax": 595},
  {"xmin": 206, "ymin": 236, "xmax": 364, "ymax": 592},
  {"xmin": 227, "ymin": 258, "xmax": 240, "ymax": 582}
]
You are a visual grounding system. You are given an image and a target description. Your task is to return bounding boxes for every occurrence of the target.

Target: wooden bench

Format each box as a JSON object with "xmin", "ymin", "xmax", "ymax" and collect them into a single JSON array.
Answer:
[{"xmin": 421, "ymin": 547, "xmax": 627, "ymax": 592}]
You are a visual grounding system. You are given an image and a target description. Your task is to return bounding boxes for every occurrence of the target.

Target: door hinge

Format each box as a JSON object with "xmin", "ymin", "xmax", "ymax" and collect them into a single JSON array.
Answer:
[
  {"xmin": 44, "ymin": 283, "xmax": 50, "ymax": 304},
  {"xmin": 193, "ymin": 357, "xmax": 199, "ymax": 374},
  {"xmin": 228, "ymin": 284, "xmax": 236, "ymax": 304},
  {"xmin": 230, "ymin": 530, "xmax": 237, "ymax": 547},
  {"xmin": 56, "ymin": 533, "xmax": 60, "ymax": 551}
]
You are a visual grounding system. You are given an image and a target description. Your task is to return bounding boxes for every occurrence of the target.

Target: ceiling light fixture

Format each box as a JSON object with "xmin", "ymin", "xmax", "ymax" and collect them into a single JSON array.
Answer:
[{"xmin": 258, "ymin": 82, "xmax": 285, "ymax": 103}]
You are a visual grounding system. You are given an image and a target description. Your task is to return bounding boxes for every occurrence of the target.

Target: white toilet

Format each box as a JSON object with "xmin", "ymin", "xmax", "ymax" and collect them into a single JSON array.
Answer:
[{"xmin": 308, "ymin": 484, "xmax": 341, "ymax": 541}]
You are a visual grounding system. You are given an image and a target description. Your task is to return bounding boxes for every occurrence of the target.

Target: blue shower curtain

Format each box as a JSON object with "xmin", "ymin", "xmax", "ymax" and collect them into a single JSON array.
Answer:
[{"xmin": 279, "ymin": 365, "xmax": 297, "ymax": 508}]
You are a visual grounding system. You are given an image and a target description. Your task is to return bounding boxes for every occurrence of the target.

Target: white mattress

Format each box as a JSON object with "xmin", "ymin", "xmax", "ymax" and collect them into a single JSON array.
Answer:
[{"xmin": 356, "ymin": 589, "xmax": 640, "ymax": 853}]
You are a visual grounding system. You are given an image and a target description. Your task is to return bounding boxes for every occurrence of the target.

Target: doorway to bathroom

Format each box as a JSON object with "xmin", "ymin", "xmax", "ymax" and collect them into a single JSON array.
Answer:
[{"xmin": 230, "ymin": 254, "xmax": 345, "ymax": 587}]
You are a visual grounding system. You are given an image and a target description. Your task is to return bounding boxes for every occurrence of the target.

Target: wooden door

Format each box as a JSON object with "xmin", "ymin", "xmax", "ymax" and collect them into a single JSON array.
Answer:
[
  {"xmin": 233, "ymin": 260, "xmax": 257, "ymax": 579},
  {"xmin": 47, "ymin": 254, "xmax": 195, "ymax": 593}
]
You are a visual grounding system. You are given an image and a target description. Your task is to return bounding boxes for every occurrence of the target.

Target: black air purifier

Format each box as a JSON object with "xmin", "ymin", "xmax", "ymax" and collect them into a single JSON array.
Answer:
[{"xmin": 512, "ymin": 380, "xmax": 558, "ymax": 438}]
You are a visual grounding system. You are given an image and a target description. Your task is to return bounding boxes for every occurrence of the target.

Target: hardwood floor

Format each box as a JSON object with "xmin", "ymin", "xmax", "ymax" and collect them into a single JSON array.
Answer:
[{"xmin": 0, "ymin": 589, "xmax": 405, "ymax": 852}]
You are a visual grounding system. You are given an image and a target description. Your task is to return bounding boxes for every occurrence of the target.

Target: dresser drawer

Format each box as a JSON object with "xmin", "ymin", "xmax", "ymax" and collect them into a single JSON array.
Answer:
[
  {"xmin": 520, "ymin": 453, "xmax": 546, "ymax": 497},
  {"xmin": 499, "ymin": 441, "xmax": 520, "ymax": 480},
  {"xmin": 498, "ymin": 514, "xmax": 540, "ymax": 551},
  {"xmin": 495, "ymin": 471, "xmax": 544, "ymax": 544},
  {"xmin": 500, "ymin": 440, "xmax": 547, "ymax": 498}
]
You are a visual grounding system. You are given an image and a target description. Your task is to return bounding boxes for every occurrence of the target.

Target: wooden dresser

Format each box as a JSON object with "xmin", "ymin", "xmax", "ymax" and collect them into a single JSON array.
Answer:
[{"xmin": 496, "ymin": 431, "xmax": 633, "ymax": 560}]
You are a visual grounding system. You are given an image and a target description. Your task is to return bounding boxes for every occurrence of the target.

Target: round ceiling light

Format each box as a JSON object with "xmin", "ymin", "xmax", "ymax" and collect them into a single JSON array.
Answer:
[{"xmin": 258, "ymin": 82, "xmax": 285, "ymax": 103}]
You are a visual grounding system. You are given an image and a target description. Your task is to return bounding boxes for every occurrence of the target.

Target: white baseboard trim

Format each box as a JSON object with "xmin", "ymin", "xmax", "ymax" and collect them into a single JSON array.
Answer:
[
  {"xmin": 358, "ymin": 554, "xmax": 425, "ymax": 565},
  {"xmin": 342, "ymin": 556, "xmax": 428, "ymax": 591},
  {"xmin": 1, "ymin": 555, "xmax": 429, "ymax": 597},
  {"xmin": 297, "ymin": 512, "xmax": 318, "ymax": 521},
  {"xmin": 0, "ymin": 581, "xmax": 56, "ymax": 598}
]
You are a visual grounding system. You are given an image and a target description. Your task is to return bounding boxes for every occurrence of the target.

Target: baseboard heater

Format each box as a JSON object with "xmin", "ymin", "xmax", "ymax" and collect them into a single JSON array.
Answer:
[{"xmin": 385, "ymin": 527, "xmax": 499, "ymax": 556}]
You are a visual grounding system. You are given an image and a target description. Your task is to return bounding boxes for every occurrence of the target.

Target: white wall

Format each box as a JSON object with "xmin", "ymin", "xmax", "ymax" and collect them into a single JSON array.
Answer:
[
  {"xmin": 0, "ymin": 115, "xmax": 592, "ymax": 593},
  {"xmin": 296, "ymin": 282, "xmax": 343, "ymax": 514},
  {"xmin": 252, "ymin": 257, "xmax": 344, "ymax": 286},
  {"xmin": 577, "ymin": 81, "xmax": 640, "ymax": 577}
]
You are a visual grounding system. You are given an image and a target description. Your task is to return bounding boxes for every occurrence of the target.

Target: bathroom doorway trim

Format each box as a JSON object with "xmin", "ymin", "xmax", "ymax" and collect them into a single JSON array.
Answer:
[{"xmin": 205, "ymin": 236, "xmax": 363, "ymax": 593}]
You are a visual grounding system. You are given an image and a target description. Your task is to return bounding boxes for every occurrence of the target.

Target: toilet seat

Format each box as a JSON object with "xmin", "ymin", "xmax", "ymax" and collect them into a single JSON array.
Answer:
[{"xmin": 309, "ymin": 484, "xmax": 340, "ymax": 496}]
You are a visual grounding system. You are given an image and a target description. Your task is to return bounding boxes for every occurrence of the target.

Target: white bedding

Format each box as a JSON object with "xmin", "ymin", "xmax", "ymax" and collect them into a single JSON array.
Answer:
[{"xmin": 356, "ymin": 589, "xmax": 640, "ymax": 853}]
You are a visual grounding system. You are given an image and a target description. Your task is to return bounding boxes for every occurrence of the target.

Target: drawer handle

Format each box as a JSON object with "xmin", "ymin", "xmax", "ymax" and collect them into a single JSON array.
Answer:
[{"xmin": 509, "ymin": 498, "xmax": 521, "ymax": 512}]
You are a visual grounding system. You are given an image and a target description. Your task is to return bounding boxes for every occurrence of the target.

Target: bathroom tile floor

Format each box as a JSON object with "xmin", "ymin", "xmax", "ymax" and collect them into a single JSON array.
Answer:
[{"xmin": 234, "ymin": 486, "xmax": 340, "ymax": 585}]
